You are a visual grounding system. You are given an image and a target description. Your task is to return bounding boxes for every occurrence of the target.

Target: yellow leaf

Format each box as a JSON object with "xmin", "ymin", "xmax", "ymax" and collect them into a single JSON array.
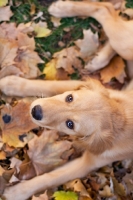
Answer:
[
  {"xmin": 43, "ymin": 59, "xmax": 57, "ymax": 80},
  {"xmin": 0, "ymin": 0, "xmax": 8, "ymax": 7},
  {"xmin": 35, "ymin": 27, "xmax": 51, "ymax": 38},
  {"xmin": 32, "ymin": 22, "xmax": 51, "ymax": 38}
]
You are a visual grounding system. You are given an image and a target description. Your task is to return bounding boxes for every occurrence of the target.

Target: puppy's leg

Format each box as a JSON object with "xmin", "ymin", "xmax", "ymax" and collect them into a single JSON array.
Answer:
[
  {"xmin": 49, "ymin": 1, "xmax": 133, "ymax": 60},
  {"xmin": 3, "ymin": 151, "xmax": 113, "ymax": 200},
  {"xmin": 0, "ymin": 75, "xmax": 86, "ymax": 97},
  {"xmin": 85, "ymin": 42, "xmax": 116, "ymax": 72}
]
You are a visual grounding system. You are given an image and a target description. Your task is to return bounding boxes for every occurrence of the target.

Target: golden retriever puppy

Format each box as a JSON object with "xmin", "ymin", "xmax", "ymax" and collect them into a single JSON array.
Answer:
[{"xmin": 1, "ymin": 75, "xmax": 133, "ymax": 200}]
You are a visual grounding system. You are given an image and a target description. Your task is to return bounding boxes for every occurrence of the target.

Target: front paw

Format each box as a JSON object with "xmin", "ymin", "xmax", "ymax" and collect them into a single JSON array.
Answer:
[
  {"xmin": 0, "ymin": 76, "xmax": 26, "ymax": 96},
  {"xmin": 48, "ymin": 1, "xmax": 74, "ymax": 17}
]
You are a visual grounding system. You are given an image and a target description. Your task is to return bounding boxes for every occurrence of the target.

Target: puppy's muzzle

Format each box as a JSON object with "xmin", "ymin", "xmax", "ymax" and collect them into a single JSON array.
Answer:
[{"xmin": 31, "ymin": 105, "xmax": 43, "ymax": 120}]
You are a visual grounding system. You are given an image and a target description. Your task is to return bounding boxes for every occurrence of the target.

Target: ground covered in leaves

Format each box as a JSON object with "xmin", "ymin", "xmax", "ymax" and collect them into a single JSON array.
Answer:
[{"xmin": 0, "ymin": 0, "xmax": 133, "ymax": 199}]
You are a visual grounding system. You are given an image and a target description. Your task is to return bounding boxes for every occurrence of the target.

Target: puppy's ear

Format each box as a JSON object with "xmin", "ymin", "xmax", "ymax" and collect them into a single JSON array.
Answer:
[
  {"xmin": 87, "ymin": 129, "xmax": 114, "ymax": 154},
  {"xmin": 76, "ymin": 78, "xmax": 109, "ymax": 98},
  {"xmin": 87, "ymin": 115, "xmax": 114, "ymax": 154}
]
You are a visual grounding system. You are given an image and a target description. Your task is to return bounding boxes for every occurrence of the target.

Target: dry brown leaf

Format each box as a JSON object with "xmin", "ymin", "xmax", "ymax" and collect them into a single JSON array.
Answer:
[
  {"xmin": 112, "ymin": 177, "xmax": 126, "ymax": 196},
  {"xmin": 43, "ymin": 60, "xmax": 69, "ymax": 80},
  {"xmin": 123, "ymin": 171, "xmax": 133, "ymax": 195},
  {"xmin": 75, "ymin": 29, "xmax": 99, "ymax": 59},
  {"xmin": 17, "ymin": 32, "xmax": 35, "ymax": 50},
  {"xmin": 0, "ymin": 99, "xmax": 37, "ymax": 147},
  {"xmin": 0, "ymin": 38, "xmax": 18, "ymax": 68},
  {"xmin": 0, "ymin": 65, "xmax": 23, "ymax": 79},
  {"xmin": 17, "ymin": 22, "xmax": 34, "ymax": 35},
  {"xmin": 0, "ymin": 6, "xmax": 13, "ymax": 22},
  {"xmin": 0, "ymin": 151, "xmax": 6, "ymax": 160},
  {"xmin": 65, "ymin": 179, "xmax": 92, "ymax": 199},
  {"xmin": 27, "ymin": 129, "xmax": 72, "ymax": 175},
  {"xmin": 10, "ymin": 157, "xmax": 22, "ymax": 173},
  {"xmin": 0, "ymin": 166, "xmax": 7, "ymax": 195},
  {"xmin": 0, "ymin": 23, "xmax": 43, "ymax": 78},
  {"xmin": 0, "ymin": 22, "xmax": 18, "ymax": 40},
  {"xmin": 100, "ymin": 56, "xmax": 126, "ymax": 83},
  {"xmin": 51, "ymin": 16, "xmax": 61, "ymax": 27},
  {"xmin": 44, "ymin": 46, "xmax": 83, "ymax": 78},
  {"xmin": 30, "ymin": 3, "xmax": 36, "ymax": 15},
  {"xmin": 32, "ymin": 191, "xmax": 48, "ymax": 200},
  {"xmin": 0, "ymin": 166, "xmax": 5, "ymax": 176},
  {"xmin": 54, "ymin": 46, "xmax": 83, "ymax": 74},
  {"xmin": 99, "ymin": 185, "xmax": 113, "ymax": 197},
  {"xmin": 15, "ymin": 48, "xmax": 43, "ymax": 78}
]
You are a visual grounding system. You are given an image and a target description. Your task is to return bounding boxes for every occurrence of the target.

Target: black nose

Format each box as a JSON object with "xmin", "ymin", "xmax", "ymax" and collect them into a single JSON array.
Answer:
[{"xmin": 31, "ymin": 105, "xmax": 43, "ymax": 120}]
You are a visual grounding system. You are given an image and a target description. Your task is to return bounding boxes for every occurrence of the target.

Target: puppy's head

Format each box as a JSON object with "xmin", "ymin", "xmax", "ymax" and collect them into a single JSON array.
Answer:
[{"xmin": 30, "ymin": 80, "xmax": 115, "ymax": 154}]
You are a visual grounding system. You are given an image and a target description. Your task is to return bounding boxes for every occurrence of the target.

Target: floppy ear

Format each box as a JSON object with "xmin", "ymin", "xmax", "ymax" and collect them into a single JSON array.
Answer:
[
  {"xmin": 75, "ymin": 78, "xmax": 109, "ymax": 98},
  {"xmin": 87, "ymin": 129, "xmax": 114, "ymax": 155}
]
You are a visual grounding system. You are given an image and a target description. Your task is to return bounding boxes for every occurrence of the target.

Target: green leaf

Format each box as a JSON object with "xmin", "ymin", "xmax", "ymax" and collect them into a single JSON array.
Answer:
[{"xmin": 53, "ymin": 191, "xmax": 78, "ymax": 200}]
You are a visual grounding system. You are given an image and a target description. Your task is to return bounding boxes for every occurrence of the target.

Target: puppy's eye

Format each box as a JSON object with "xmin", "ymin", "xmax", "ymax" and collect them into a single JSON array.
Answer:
[
  {"xmin": 66, "ymin": 120, "xmax": 74, "ymax": 129},
  {"xmin": 65, "ymin": 94, "xmax": 73, "ymax": 102}
]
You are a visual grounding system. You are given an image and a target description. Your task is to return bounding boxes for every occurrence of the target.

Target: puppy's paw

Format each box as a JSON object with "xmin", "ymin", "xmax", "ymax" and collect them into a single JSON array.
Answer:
[
  {"xmin": 3, "ymin": 186, "xmax": 23, "ymax": 200},
  {"xmin": 48, "ymin": 1, "xmax": 75, "ymax": 17},
  {"xmin": 0, "ymin": 76, "xmax": 27, "ymax": 96}
]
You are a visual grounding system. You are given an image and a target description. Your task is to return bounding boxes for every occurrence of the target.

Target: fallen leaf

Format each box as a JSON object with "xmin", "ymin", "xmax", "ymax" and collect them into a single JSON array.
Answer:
[
  {"xmin": 0, "ymin": 6, "xmax": 13, "ymax": 22},
  {"xmin": 43, "ymin": 60, "xmax": 69, "ymax": 80},
  {"xmin": 123, "ymin": 171, "xmax": 133, "ymax": 194},
  {"xmin": 0, "ymin": 151, "xmax": 6, "ymax": 160},
  {"xmin": 0, "ymin": 38, "xmax": 18, "ymax": 68},
  {"xmin": 75, "ymin": 29, "xmax": 99, "ymax": 59},
  {"xmin": 10, "ymin": 157, "xmax": 22, "ymax": 173},
  {"xmin": 30, "ymin": 3, "xmax": 36, "ymax": 15},
  {"xmin": 17, "ymin": 32, "xmax": 35, "ymax": 50},
  {"xmin": 99, "ymin": 185, "xmax": 113, "ymax": 197},
  {"xmin": 43, "ymin": 59, "xmax": 57, "ymax": 80},
  {"xmin": 55, "ymin": 46, "xmax": 82, "ymax": 73},
  {"xmin": 51, "ymin": 16, "xmax": 61, "ymax": 27},
  {"xmin": 100, "ymin": 56, "xmax": 126, "ymax": 83},
  {"xmin": 32, "ymin": 191, "xmax": 48, "ymax": 200},
  {"xmin": 15, "ymin": 48, "xmax": 43, "ymax": 78},
  {"xmin": 112, "ymin": 176, "xmax": 126, "ymax": 196},
  {"xmin": 0, "ymin": 99, "xmax": 37, "ymax": 147},
  {"xmin": 0, "ymin": 65, "xmax": 23, "ymax": 79},
  {"xmin": 65, "ymin": 179, "xmax": 92, "ymax": 199},
  {"xmin": 0, "ymin": 166, "xmax": 7, "ymax": 195},
  {"xmin": 0, "ymin": 22, "xmax": 18, "ymax": 40},
  {"xmin": 9, "ymin": 174, "xmax": 20, "ymax": 184},
  {"xmin": 0, "ymin": 166, "xmax": 5, "ymax": 176},
  {"xmin": 32, "ymin": 22, "xmax": 51, "ymax": 38},
  {"xmin": 0, "ymin": 0, "xmax": 8, "ymax": 7},
  {"xmin": 53, "ymin": 191, "xmax": 78, "ymax": 200},
  {"xmin": 44, "ymin": 47, "xmax": 83, "ymax": 78},
  {"xmin": 27, "ymin": 129, "xmax": 72, "ymax": 175}
]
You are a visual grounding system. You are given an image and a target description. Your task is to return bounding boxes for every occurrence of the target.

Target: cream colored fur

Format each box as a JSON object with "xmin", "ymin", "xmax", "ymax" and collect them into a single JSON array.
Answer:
[{"xmin": 1, "ymin": 0, "xmax": 133, "ymax": 199}]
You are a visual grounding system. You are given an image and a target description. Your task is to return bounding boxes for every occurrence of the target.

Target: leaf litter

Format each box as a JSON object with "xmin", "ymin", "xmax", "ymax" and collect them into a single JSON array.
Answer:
[{"xmin": 0, "ymin": 0, "xmax": 133, "ymax": 199}]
